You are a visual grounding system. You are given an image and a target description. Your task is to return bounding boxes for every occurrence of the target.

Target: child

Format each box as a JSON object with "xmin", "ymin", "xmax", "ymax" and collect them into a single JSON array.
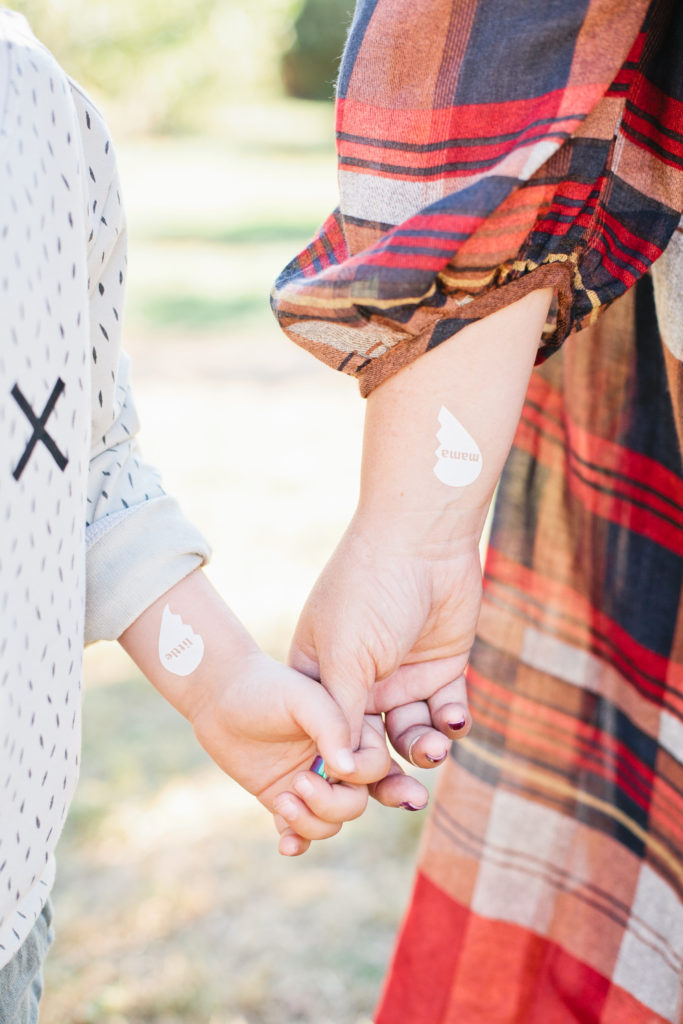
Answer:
[{"xmin": 0, "ymin": 10, "xmax": 388, "ymax": 1020}]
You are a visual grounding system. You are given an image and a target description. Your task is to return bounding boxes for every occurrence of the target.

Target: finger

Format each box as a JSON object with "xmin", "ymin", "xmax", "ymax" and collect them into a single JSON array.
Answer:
[
  {"xmin": 337, "ymin": 714, "xmax": 391, "ymax": 785},
  {"xmin": 362, "ymin": 713, "xmax": 386, "ymax": 740},
  {"xmin": 288, "ymin": 646, "xmax": 372, "ymax": 770},
  {"xmin": 272, "ymin": 814, "xmax": 312, "ymax": 855},
  {"xmin": 290, "ymin": 626, "xmax": 373, "ymax": 751},
  {"xmin": 288, "ymin": 641, "xmax": 321, "ymax": 682},
  {"xmin": 285, "ymin": 673, "xmax": 358, "ymax": 779},
  {"xmin": 319, "ymin": 666, "xmax": 368, "ymax": 753},
  {"xmin": 273, "ymin": 812, "xmax": 290, "ymax": 835},
  {"xmin": 292, "ymin": 772, "xmax": 369, "ymax": 824},
  {"xmin": 368, "ymin": 759, "xmax": 429, "ymax": 811},
  {"xmin": 278, "ymin": 826, "xmax": 312, "ymax": 857},
  {"xmin": 427, "ymin": 675, "xmax": 471, "ymax": 738},
  {"xmin": 369, "ymin": 654, "xmax": 470, "ymax": 713},
  {"xmin": 384, "ymin": 702, "xmax": 451, "ymax": 768},
  {"xmin": 306, "ymin": 695, "xmax": 391, "ymax": 784},
  {"xmin": 332, "ymin": 743, "xmax": 391, "ymax": 786},
  {"xmin": 309, "ymin": 714, "xmax": 391, "ymax": 787},
  {"xmin": 273, "ymin": 792, "xmax": 344, "ymax": 841}
]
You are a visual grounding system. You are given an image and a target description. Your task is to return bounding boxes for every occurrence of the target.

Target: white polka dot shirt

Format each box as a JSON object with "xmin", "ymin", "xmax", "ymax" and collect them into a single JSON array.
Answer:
[{"xmin": 0, "ymin": 11, "xmax": 210, "ymax": 966}]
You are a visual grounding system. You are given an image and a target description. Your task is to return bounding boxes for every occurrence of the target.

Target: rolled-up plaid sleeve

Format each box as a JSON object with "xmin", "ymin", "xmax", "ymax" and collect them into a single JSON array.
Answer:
[{"xmin": 271, "ymin": 0, "xmax": 683, "ymax": 396}]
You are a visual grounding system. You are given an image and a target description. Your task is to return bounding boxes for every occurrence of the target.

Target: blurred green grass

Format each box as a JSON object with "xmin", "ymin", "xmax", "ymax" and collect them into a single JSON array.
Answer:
[
  {"xmin": 10, "ymin": 0, "xmax": 317, "ymax": 134},
  {"xmin": 118, "ymin": 105, "xmax": 337, "ymax": 337}
]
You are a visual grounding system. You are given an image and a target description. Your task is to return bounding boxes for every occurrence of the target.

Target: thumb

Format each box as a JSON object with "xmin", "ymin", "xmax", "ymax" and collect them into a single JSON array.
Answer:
[
  {"xmin": 288, "ymin": 639, "xmax": 321, "ymax": 682},
  {"xmin": 289, "ymin": 639, "xmax": 368, "ymax": 753},
  {"xmin": 286, "ymin": 673, "xmax": 356, "ymax": 778},
  {"xmin": 317, "ymin": 661, "xmax": 368, "ymax": 752}
]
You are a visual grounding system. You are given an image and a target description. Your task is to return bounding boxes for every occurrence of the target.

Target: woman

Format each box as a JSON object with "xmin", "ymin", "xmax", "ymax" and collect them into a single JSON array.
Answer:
[{"xmin": 272, "ymin": 0, "xmax": 683, "ymax": 1020}]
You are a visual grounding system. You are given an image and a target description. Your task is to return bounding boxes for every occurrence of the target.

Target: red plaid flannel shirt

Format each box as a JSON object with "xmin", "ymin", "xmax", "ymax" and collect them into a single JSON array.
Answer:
[{"xmin": 272, "ymin": 0, "xmax": 683, "ymax": 395}]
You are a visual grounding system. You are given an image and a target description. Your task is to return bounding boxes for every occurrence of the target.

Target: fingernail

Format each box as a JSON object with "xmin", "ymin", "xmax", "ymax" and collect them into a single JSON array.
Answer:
[
  {"xmin": 280, "ymin": 837, "xmax": 301, "ymax": 857},
  {"xmin": 332, "ymin": 748, "xmax": 355, "ymax": 775},
  {"xmin": 274, "ymin": 796, "xmax": 297, "ymax": 821},
  {"xmin": 399, "ymin": 801, "xmax": 427, "ymax": 812},
  {"xmin": 294, "ymin": 775, "xmax": 314, "ymax": 798},
  {"xmin": 448, "ymin": 717, "xmax": 467, "ymax": 731},
  {"xmin": 425, "ymin": 751, "xmax": 447, "ymax": 764}
]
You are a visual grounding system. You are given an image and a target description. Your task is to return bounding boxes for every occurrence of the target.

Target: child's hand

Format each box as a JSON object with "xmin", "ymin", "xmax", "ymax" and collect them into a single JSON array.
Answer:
[
  {"xmin": 274, "ymin": 693, "xmax": 469, "ymax": 850},
  {"xmin": 119, "ymin": 570, "xmax": 391, "ymax": 856},
  {"xmin": 271, "ymin": 714, "xmax": 390, "ymax": 855},
  {"xmin": 189, "ymin": 653, "xmax": 391, "ymax": 856}
]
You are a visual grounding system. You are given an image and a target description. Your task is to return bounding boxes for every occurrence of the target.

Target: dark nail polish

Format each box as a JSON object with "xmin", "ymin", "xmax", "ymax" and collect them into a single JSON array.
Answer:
[
  {"xmin": 448, "ymin": 718, "xmax": 467, "ymax": 731},
  {"xmin": 399, "ymin": 802, "xmax": 426, "ymax": 812},
  {"xmin": 425, "ymin": 751, "xmax": 447, "ymax": 764}
]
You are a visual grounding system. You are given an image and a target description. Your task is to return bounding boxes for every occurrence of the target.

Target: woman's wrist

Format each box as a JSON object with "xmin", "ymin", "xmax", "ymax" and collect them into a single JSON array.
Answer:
[{"xmin": 347, "ymin": 501, "xmax": 487, "ymax": 562}]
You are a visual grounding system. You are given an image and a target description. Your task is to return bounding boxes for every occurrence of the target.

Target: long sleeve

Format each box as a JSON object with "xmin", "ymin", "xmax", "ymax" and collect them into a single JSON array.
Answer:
[
  {"xmin": 272, "ymin": 0, "xmax": 683, "ymax": 396},
  {"xmin": 67, "ymin": 84, "xmax": 211, "ymax": 643},
  {"xmin": 0, "ymin": 12, "xmax": 209, "ymax": 965}
]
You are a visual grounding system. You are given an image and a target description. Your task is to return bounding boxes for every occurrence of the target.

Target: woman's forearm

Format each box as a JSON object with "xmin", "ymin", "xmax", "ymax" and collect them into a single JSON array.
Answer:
[{"xmin": 355, "ymin": 288, "xmax": 554, "ymax": 549}]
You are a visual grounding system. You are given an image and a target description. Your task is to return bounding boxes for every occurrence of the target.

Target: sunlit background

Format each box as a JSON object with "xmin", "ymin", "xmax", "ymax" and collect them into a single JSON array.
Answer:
[{"xmin": 7, "ymin": 3, "xmax": 432, "ymax": 1022}]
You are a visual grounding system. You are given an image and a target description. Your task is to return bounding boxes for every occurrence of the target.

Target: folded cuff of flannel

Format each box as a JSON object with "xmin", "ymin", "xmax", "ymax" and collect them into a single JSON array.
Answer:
[
  {"xmin": 85, "ymin": 495, "xmax": 211, "ymax": 643},
  {"xmin": 356, "ymin": 261, "xmax": 574, "ymax": 397}
]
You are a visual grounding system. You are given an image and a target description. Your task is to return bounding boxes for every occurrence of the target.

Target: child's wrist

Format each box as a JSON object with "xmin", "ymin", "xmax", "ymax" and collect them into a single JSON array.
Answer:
[{"xmin": 181, "ymin": 630, "xmax": 262, "ymax": 726}]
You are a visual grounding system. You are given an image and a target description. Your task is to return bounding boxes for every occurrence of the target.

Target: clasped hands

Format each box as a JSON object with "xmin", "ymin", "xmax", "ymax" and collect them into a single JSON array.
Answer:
[
  {"xmin": 120, "ymin": 295, "xmax": 549, "ymax": 857},
  {"xmin": 125, "ymin": 294, "xmax": 550, "ymax": 856},
  {"xmin": 265, "ymin": 515, "xmax": 483, "ymax": 856},
  {"xmin": 120, "ymin": 516, "xmax": 483, "ymax": 859}
]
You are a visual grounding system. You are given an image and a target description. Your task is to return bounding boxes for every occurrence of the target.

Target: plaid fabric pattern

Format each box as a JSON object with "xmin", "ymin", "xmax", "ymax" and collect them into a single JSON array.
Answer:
[
  {"xmin": 375, "ymin": 276, "xmax": 683, "ymax": 1023},
  {"xmin": 272, "ymin": 0, "xmax": 683, "ymax": 396}
]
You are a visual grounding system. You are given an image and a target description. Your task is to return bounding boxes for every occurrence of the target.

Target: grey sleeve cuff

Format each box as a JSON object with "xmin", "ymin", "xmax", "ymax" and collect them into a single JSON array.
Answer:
[{"xmin": 85, "ymin": 495, "xmax": 211, "ymax": 644}]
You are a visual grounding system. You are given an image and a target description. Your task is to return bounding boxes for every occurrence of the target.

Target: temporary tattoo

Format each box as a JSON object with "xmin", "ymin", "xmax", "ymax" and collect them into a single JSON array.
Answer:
[
  {"xmin": 158, "ymin": 604, "xmax": 205, "ymax": 676},
  {"xmin": 434, "ymin": 406, "xmax": 482, "ymax": 487}
]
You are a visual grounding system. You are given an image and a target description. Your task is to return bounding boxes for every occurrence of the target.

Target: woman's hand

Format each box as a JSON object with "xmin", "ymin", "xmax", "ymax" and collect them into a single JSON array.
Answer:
[
  {"xmin": 291, "ymin": 289, "xmax": 553, "ymax": 764},
  {"xmin": 289, "ymin": 516, "xmax": 479, "ymax": 758}
]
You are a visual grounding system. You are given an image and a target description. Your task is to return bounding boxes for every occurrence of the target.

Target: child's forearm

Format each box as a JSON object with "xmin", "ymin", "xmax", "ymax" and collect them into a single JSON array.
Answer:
[
  {"xmin": 355, "ymin": 288, "xmax": 554, "ymax": 549},
  {"xmin": 118, "ymin": 567, "xmax": 256, "ymax": 725},
  {"xmin": 117, "ymin": 569, "xmax": 390, "ymax": 790},
  {"xmin": 117, "ymin": 568, "xmax": 396, "ymax": 854}
]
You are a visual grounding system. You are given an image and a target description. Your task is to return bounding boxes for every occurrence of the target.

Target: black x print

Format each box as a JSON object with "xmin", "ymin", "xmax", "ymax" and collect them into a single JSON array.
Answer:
[{"xmin": 11, "ymin": 378, "xmax": 69, "ymax": 481}]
